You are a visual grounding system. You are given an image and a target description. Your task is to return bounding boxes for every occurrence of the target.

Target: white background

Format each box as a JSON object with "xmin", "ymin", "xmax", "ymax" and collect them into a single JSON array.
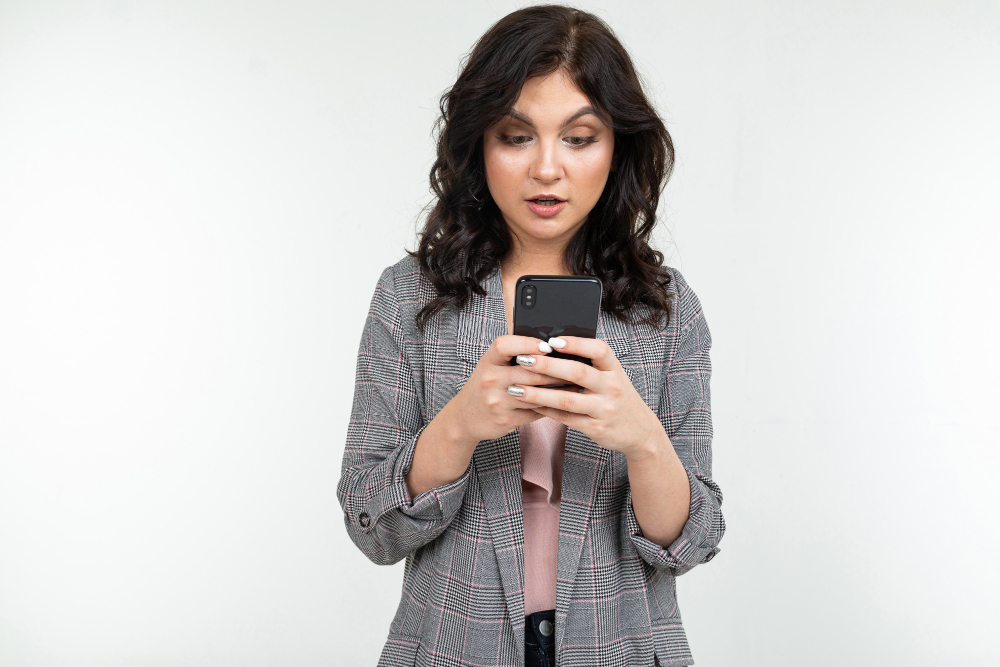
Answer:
[{"xmin": 1, "ymin": 1, "xmax": 998, "ymax": 665}]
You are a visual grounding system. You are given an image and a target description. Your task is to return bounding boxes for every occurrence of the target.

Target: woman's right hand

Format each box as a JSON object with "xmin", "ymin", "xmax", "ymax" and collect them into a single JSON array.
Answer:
[
  {"xmin": 445, "ymin": 335, "xmax": 561, "ymax": 444},
  {"xmin": 405, "ymin": 335, "xmax": 559, "ymax": 499}
]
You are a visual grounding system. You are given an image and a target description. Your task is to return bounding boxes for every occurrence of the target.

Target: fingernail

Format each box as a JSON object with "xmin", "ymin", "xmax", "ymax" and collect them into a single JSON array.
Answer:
[
  {"xmin": 548, "ymin": 337, "xmax": 566, "ymax": 349},
  {"xmin": 515, "ymin": 354, "xmax": 536, "ymax": 366},
  {"xmin": 507, "ymin": 385, "xmax": 525, "ymax": 397},
  {"xmin": 538, "ymin": 341, "xmax": 552, "ymax": 353}
]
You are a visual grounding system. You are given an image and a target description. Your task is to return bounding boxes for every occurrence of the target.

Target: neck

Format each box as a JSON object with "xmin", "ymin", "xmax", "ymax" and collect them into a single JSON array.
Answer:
[{"xmin": 501, "ymin": 237, "xmax": 573, "ymax": 278}]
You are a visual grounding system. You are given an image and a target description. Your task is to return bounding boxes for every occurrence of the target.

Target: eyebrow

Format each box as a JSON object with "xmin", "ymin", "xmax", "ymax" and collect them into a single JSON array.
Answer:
[{"xmin": 505, "ymin": 106, "xmax": 598, "ymax": 129}]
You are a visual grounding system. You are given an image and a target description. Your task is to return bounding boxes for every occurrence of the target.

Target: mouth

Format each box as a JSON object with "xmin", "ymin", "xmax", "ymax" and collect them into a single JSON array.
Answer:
[
  {"xmin": 525, "ymin": 197, "xmax": 567, "ymax": 217},
  {"xmin": 526, "ymin": 195, "xmax": 566, "ymax": 207}
]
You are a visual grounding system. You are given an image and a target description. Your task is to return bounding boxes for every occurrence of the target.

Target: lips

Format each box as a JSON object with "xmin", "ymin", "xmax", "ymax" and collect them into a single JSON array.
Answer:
[
  {"xmin": 527, "ymin": 194, "xmax": 566, "ymax": 205},
  {"xmin": 526, "ymin": 198, "xmax": 567, "ymax": 217}
]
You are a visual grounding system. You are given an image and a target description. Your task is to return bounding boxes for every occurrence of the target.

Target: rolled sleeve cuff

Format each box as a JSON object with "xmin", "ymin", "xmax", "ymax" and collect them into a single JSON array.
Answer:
[
  {"xmin": 626, "ymin": 467, "xmax": 722, "ymax": 574},
  {"xmin": 358, "ymin": 424, "xmax": 472, "ymax": 530}
]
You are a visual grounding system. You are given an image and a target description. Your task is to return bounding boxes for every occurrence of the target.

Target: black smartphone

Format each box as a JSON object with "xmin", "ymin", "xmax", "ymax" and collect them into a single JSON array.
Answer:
[{"xmin": 510, "ymin": 275, "xmax": 603, "ymax": 386}]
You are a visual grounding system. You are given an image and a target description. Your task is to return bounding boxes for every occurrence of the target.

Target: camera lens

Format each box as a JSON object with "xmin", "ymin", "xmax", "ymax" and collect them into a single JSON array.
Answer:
[{"xmin": 522, "ymin": 285, "xmax": 536, "ymax": 309}]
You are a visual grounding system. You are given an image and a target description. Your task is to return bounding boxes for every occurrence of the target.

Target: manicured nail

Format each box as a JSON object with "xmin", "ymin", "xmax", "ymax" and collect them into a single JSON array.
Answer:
[
  {"xmin": 515, "ymin": 354, "xmax": 536, "ymax": 366},
  {"xmin": 507, "ymin": 385, "xmax": 525, "ymax": 397},
  {"xmin": 538, "ymin": 341, "xmax": 552, "ymax": 353},
  {"xmin": 548, "ymin": 337, "xmax": 566, "ymax": 349}
]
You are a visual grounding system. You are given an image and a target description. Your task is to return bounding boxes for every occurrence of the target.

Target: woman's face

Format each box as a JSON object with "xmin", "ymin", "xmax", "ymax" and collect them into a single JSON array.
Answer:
[{"xmin": 483, "ymin": 69, "xmax": 615, "ymax": 253}]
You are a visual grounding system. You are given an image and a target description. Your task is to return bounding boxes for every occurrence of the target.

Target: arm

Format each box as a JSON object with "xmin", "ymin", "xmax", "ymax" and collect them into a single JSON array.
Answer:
[
  {"xmin": 625, "ymin": 279, "xmax": 725, "ymax": 576},
  {"xmin": 404, "ymin": 400, "xmax": 480, "ymax": 500},
  {"xmin": 336, "ymin": 268, "xmax": 472, "ymax": 566},
  {"xmin": 403, "ymin": 338, "xmax": 566, "ymax": 497},
  {"xmin": 336, "ymin": 268, "xmax": 558, "ymax": 566},
  {"xmin": 623, "ymin": 427, "xmax": 691, "ymax": 550}
]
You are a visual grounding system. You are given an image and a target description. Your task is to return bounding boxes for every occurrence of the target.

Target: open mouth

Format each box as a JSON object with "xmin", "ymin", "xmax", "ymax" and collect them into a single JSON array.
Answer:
[{"xmin": 529, "ymin": 198, "xmax": 563, "ymax": 207}]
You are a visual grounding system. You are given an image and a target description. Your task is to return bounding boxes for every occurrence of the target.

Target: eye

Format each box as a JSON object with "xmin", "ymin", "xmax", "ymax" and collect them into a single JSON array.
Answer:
[
  {"xmin": 497, "ymin": 134, "xmax": 531, "ymax": 146},
  {"xmin": 566, "ymin": 136, "xmax": 597, "ymax": 147}
]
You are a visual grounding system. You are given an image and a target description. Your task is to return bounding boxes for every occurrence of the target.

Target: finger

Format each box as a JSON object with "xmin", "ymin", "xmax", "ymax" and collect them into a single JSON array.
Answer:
[
  {"xmin": 486, "ymin": 335, "xmax": 551, "ymax": 365},
  {"xmin": 531, "ymin": 405, "xmax": 592, "ymax": 431},
  {"xmin": 546, "ymin": 336, "xmax": 619, "ymax": 372},
  {"xmin": 510, "ymin": 366, "xmax": 568, "ymax": 387},
  {"xmin": 528, "ymin": 354, "xmax": 603, "ymax": 392},
  {"xmin": 512, "ymin": 407, "xmax": 545, "ymax": 426},
  {"xmin": 510, "ymin": 384, "xmax": 597, "ymax": 416}
]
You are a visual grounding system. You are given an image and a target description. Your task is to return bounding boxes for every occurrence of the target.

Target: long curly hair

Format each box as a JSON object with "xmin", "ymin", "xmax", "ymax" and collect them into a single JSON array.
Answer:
[{"xmin": 411, "ymin": 4, "xmax": 675, "ymax": 330}]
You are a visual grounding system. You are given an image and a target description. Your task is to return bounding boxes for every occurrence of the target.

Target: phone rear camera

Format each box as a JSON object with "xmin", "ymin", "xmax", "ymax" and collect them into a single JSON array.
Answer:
[{"xmin": 521, "ymin": 285, "xmax": 536, "ymax": 309}]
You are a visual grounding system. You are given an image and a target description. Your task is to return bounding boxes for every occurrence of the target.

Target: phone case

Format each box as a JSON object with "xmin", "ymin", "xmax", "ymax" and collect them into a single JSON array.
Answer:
[{"xmin": 511, "ymin": 275, "xmax": 603, "ymax": 370}]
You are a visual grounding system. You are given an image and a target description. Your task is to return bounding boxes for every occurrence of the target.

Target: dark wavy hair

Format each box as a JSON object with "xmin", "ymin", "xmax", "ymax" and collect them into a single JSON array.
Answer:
[{"xmin": 411, "ymin": 4, "xmax": 675, "ymax": 330}]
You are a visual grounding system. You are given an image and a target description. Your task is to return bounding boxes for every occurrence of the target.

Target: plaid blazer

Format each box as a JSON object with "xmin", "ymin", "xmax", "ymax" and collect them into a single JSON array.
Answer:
[{"xmin": 337, "ymin": 255, "xmax": 724, "ymax": 667}]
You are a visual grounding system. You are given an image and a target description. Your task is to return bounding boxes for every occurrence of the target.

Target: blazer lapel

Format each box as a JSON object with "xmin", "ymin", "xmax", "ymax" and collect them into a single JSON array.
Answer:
[
  {"xmin": 553, "ymin": 308, "xmax": 639, "ymax": 655},
  {"xmin": 454, "ymin": 267, "xmax": 506, "ymax": 368},
  {"xmin": 597, "ymin": 307, "xmax": 637, "ymax": 370},
  {"xmin": 454, "ymin": 266, "xmax": 529, "ymax": 662},
  {"xmin": 473, "ymin": 428, "xmax": 527, "ymax": 664},
  {"xmin": 553, "ymin": 425, "xmax": 606, "ymax": 655}
]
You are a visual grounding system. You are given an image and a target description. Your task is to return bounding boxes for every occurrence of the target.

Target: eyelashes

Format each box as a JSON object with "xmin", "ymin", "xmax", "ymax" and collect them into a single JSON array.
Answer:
[
  {"xmin": 496, "ymin": 134, "xmax": 531, "ymax": 146},
  {"xmin": 495, "ymin": 134, "xmax": 598, "ymax": 149}
]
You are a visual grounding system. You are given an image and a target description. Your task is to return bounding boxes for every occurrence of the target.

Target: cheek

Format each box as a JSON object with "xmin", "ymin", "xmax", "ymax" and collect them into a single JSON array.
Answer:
[
  {"xmin": 484, "ymin": 150, "xmax": 524, "ymax": 197},
  {"xmin": 575, "ymin": 147, "xmax": 614, "ymax": 192}
]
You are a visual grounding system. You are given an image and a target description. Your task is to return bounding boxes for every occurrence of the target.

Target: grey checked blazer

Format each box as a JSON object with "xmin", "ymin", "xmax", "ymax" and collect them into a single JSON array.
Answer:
[{"xmin": 337, "ymin": 255, "xmax": 724, "ymax": 667}]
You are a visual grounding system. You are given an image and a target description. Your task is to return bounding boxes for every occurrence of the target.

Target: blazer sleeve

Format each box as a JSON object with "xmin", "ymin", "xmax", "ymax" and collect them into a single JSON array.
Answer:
[
  {"xmin": 336, "ymin": 266, "xmax": 472, "ymax": 566},
  {"xmin": 626, "ymin": 273, "xmax": 726, "ymax": 576}
]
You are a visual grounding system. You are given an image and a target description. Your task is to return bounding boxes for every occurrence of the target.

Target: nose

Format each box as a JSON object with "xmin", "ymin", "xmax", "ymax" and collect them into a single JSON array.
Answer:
[{"xmin": 528, "ymin": 138, "xmax": 562, "ymax": 184}]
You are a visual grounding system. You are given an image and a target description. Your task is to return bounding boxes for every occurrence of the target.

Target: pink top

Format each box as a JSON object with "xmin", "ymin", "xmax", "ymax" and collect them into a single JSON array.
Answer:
[{"xmin": 519, "ymin": 416, "xmax": 567, "ymax": 616}]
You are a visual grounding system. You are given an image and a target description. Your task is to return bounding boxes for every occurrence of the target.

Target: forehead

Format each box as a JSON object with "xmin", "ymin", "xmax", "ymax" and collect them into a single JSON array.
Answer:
[{"xmin": 510, "ymin": 69, "xmax": 593, "ymax": 121}]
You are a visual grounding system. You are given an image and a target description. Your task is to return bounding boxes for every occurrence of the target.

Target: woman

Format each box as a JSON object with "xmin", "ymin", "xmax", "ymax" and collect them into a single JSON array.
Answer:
[{"xmin": 337, "ymin": 5, "xmax": 724, "ymax": 666}]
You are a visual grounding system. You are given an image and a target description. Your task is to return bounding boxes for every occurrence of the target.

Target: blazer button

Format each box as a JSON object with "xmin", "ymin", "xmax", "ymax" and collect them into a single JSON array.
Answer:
[
  {"xmin": 704, "ymin": 550, "xmax": 715, "ymax": 562},
  {"xmin": 358, "ymin": 512, "xmax": 370, "ymax": 528}
]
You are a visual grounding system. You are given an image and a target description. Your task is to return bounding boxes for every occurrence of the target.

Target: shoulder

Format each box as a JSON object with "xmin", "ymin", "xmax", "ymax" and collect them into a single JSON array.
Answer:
[
  {"xmin": 371, "ymin": 255, "xmax": 436, "ymax": 306},
  {"xmin": 374, "ymin": 254, "xmax": 419, "ymax": 296},
  {"xmin": 660, "ymin": 265, "xmax": 711, "ymax": 354},
  {"xmin": 369, "ymin": 255, "xmax": 438, "ymax": 336},
  {"xmin": 660, "ymin": 266, "xmax": 706, "ymax": 332}
]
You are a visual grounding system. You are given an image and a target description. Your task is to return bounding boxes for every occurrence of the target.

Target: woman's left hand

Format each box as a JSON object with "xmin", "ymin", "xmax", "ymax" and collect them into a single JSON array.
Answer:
[{"xmin": 508, "ymin": 336, "xmax": 668, "ymax": 458}]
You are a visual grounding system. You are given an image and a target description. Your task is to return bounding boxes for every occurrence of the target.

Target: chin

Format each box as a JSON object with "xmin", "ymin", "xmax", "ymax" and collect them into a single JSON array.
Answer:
[
  {"xmin": 522, "ymin": 222, "xmax": 574, "ymax": 239},
  {"xmin": 500, "ymin": 209, "xmax": 582, "ymax": 243}
]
